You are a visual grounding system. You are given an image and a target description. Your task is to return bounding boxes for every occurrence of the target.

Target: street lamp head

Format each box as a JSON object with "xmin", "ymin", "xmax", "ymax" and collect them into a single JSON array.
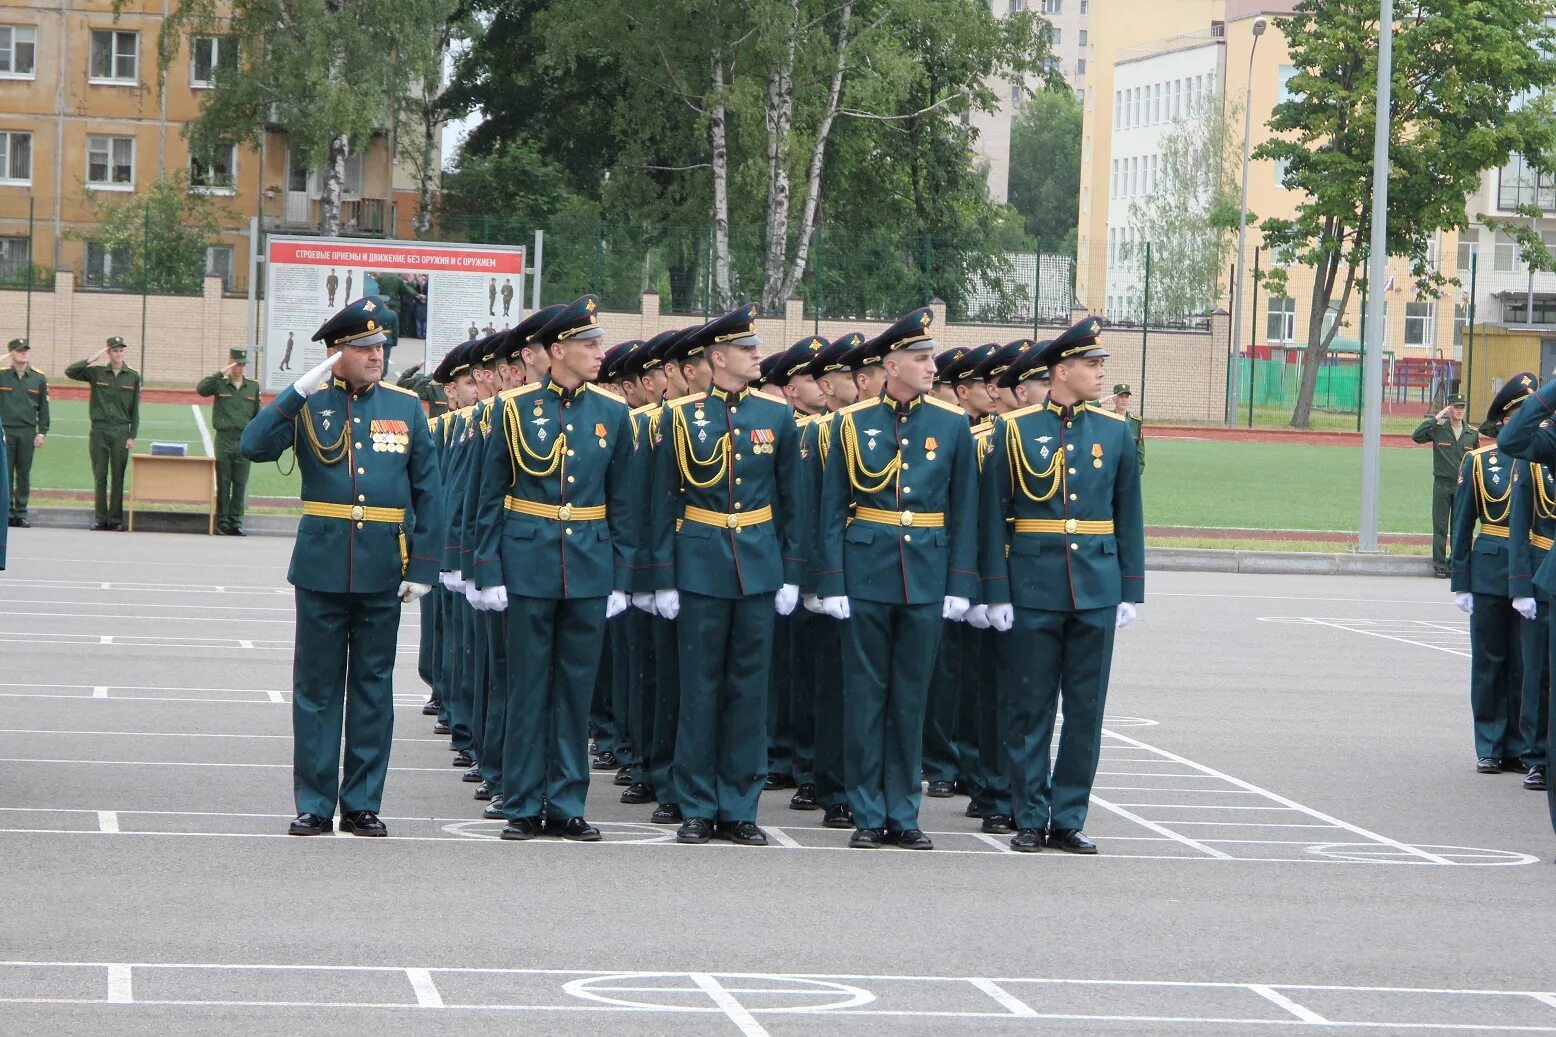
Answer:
[{"xmin": 1253, "ymin": 16, "xmax": 1268, "ymax": 36}]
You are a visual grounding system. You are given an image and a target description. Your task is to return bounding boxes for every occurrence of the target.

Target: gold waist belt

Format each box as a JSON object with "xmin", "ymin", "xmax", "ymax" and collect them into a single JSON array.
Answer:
[
  {"xmin": 683, "ymin": 504, "xmax": 773, "ymax": 529},
  {"xmin": 1480, "ymin": 523, "xmax": 1509, "ymax": 538},
  {"xmin": 303, "ymin": 501, "xmax": 406, "ymax": 524},
  {"xmin": 1013, "ymin": 518, "xmax": 1116, "ymax": 535},
  {"xmin": 853, "ymin": 507, "xmax": 945, "ymax": 528},
  {"xmin": 505, "ymin": 497, "xmax": 606, "ymax": 522},
  {"xmin": 1532, "ymin": 533, "xmax": 1554, "ymax": 552}
]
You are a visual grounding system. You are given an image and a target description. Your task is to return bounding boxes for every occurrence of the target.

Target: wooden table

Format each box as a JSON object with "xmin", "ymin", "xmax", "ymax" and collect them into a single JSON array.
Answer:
[{"xmin": 127, "ymin": 455, "xmax": 218, "ymax": 535}]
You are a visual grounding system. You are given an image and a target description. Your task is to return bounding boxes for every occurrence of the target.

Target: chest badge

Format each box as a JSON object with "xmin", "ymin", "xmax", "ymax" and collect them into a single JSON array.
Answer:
[
  {"xmin": 596, "ymin": 422, "xmax": 608, "ymax": 448},
  {"xmin": 925, "ymin": 435, "xmax": 938, "ymax": 461},
  {"xmin": 318, "ymin": 409, "xmax": 334, "ymax": 431},
  {"xmin": 1092, "ymin": 442, "xmax": 1104, "ymax": 469},
  {"xmin": 863, "ymin": 427, "xmax": 881, "ymax": 451}
]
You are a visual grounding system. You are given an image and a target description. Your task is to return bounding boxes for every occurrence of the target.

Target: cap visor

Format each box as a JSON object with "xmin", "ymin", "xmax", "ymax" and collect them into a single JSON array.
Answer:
[
  {"xmin": 339, "ymin": 332, "xmax": 387, "ymax": 348},
  {"xmin": 727, "ymin": 334, "xmax": 763, "ymax": 347}
]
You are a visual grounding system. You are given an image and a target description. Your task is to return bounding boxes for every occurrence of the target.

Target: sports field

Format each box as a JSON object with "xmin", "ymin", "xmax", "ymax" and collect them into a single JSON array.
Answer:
[{"xmin": 20, "ymin": 401, "xmax": 1437, "ymax": 534}]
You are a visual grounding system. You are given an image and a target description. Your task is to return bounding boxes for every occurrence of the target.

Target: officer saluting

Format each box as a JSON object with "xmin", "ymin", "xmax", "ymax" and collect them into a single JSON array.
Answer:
[
  {"xmin": 979, "ymin": 320, "xmax": 1144, "ymax": 854},
  {"xmin": 1415, "ymin": 393, "xmax": 1478, "ymax": 578},
  {"xmin": 196, "ymin": 348, "xmax": 261, "ymax": 535},
  {"xmin": 241, "ymin": 298, "xmax": 445, "ymax": 837},
  {"xmin": 0, "ymin": 338, "xmax": 49, "ymax": 528}
]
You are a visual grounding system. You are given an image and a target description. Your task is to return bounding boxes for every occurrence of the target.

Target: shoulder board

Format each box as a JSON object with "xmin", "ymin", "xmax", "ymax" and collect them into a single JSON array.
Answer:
[
  {"xmin": 665, "ymin": 392, "xmax": 704, "ymax": 410},
  {"xmin": 839, "ymin": 398, "xmax": 878, "ymax": 416},
  {"xmin": 1467, "ymin": 444, "xmax": 1497, "ymax": 456},
  {"xmin": 971, "ymin": 419, "xmax": 994, "ymax": 437},
  {"xmin": 1002, "ymin": 401, "xmax": 1048, "ymax": 421},
  {"xmin": 923, "ymin": 396, "xmax": 963, "ymax": 414},
  {"xmin": 380, "ymin": 382, "xmax": 420, "ymax": 399},
  {"xmin": 511, "ymin": 383, "xmax": 544, "ymax": 397},
  {"xmin": 584, "ymin": 383, "xmax": 628, "ymax": 409},
  {"xmin": 631, "ymin": 402, "xmax": 662, "ymax": 418},
  {"xmin": 795, "ymin": 413, "xmax": 817, "ymax": 429},
  {"xmin": 455, "ymin": 405, "xmax": 476, "ymax": 420},
  {"xmin": 1085, "ymin": 403, "xmax": 1127, "ymax": 422}
]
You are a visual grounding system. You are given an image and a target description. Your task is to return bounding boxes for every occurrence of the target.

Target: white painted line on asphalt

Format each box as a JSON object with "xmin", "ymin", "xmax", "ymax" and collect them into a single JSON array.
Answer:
[
  {"xmin": 96, "ymin": 811, "xmax": 118, "ymax": 833},
  {"xmin": 1258, "ymin": 617, "xmax": 1469, "ymax": 658},
  {"xmin": 239, "ymin": 640, "xmax": 256, "ymax": 649},
  {"xmin": 0, "ymin": 757, "xmax": 457, "ymax": 773},
  {"xmin": 1171, "ymin": 822, "xmax": 1337, "ymax": 828},
  {"xmin": 0, "ymin": 610, "xmax": 293, "ymax": 625},
  {"xmin": 1249, "ymin": 984, "xmax": 1328, "ymax": 1023},
  {"xmin": 92, "ymin": 687, "xmax": 107, "ymax": 698},
  {"xmin": 0, "ymin": 691, "xmax": 430, "ymax": 708},
  {"xmin": 192, "ymin": 403, "xmax": 214, "ymax": 456},
  {"xmin": 0, "ymin": 577, "xmax": 290, "ymax": 595},
  {"xmin": 0, "ymin": 728, "xmax": 449, "ymax": 745},
  {"xmin": 969, "ymin": 833, "xmax": 1017, "ymax": 853},
  {"xmin": 763, "ymin": 826, "xmax": 802, "ymax": 849},
  {"xmin": 1530, "ymin": 993, "xmax": 1556, "ymax": 1011},
  {"xmin": 968, "ymin": 977, "xmax": 1038, "ymax": 1017},
  {"xmin": 405, "ymin": 968, "xmax": 443, "ymax": 1008},
  {"xmin": 265, "ymin": 690, "xmax": 285, "ymax": 703},
  {"xmin": 105, "ymin": 964, "xmax": 132, "ymax": 1002},
  {"xmin": 0, "ymin": 595, "xmax": 286, "ymax": 613},
  {"xmin": 99, "ymin": 635, "xmax": 112, "ymax": 645},
  {"xmin": 1087, "ymin": 795, "xmax": 1234, "ymax": 860},
  {"xmin": 689, "ymin": 972, "xmax": 770, "ymax": 1037}
]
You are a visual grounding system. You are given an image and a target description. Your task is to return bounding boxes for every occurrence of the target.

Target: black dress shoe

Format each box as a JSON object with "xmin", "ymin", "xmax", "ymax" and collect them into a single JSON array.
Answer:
[
  {"xmin": 473, "ymin": 780, "xmax": 493, "ymax": 800},
  {"xmin": 12, "ymin": 517, "xmax": 28, "ymax": 528},
  {"xmin": 432, "ymin": 721, "xmax": 451, "ymax": 735},
  {"xmin": 892, "ymin": 829, "xmax": 934, "ymax": 850},
  {"xmin": 850, "ymin": 827, "xmax": 886, "ymax": 848},
  {"xmin": 287, "ymin": 812, "xmax": 332, "ymax": 836},
  {"xmin": 500, "ymin": 816, "xmax": 541, "ymax": 840},
  {"xmin": 422, "ymin": 698, "xmax": 441, "ymax": 716},
  {"xmin": 613, "ymin": 765, "xmax": 634, "ymax": 787},
  {"xmin": 483, "ymin": 796, "xmax": 505, "ymax": 820},
  {"xmin": 1477, "ymin": 757, "xmax": 1502, "ymax": 774},
  {"xmin": 339, "ymin": 811, "xmax": 387, "ymax": 837},
  {"xmin": 1503, "ymin": 757, "xmax": 1525, "ymax": 772},
  {"xmin": 789, "ymin": 783, "xmax": 820, "ymax": 810},
  {"xmin": 764, "ymin": 772, "xmax": 794, "ymax": 791},
  {"xmin": 592, "ymin": 751, "xmax": 618, "ymax": 770},
  {"xmin": 925, "ymin": 780, "xmax": 955, "ymax": 798},
  {"xmin": 547, "ymin": 816, "xmax": 601, "ymax": 841},
  {"xmin": 676, "ymin": 817, "xmax": 714, "ymax": 844},
  {"xmin": 453, "ymin": 749, "xmax": 474, "ymax": 767},
  {"xmin": 651, "ymin": 803, "xmax": 683, "ymax": 825},
  {"xmin": 462, "ymin": 763, "xmax": 482, "ymax": 782},
  {"xmin": 981, "ymin": 813, "xmax": 1014, "ymax": 834},
  {"xmin": 229, "ymin": 528, "xmax": 247, "ymax": 536},
  {"xmin": 620, "ymin": 782, "xmax": 655, "ymax": 804},
  {"xmin": 728, "ymin": 821, "xmax": 768, "ymax": 846},
  {"xmin": 1525, "ymin": 765, "xmax": 1548, "ymax": 791},
  {"xmin": 1010, "ymin": 828, "xmax": 1044, "ymax": 852},
  {"xmin": 93, "ymin": 522, "xmax": 114, "ymax": 531},
  {"xmin": 822, "ymin": 803, "xmax": 854, "ymax": 829},
  {"xmin": 952, "ymin": 778, "xmax": 972, "ymax": 796},
  {"xmin": 964, "ymin": 801, "xmax": 982, "ymax": 818},
  {"xmin": 1047, "ymin": 828, "xmax": 1098, "ymax": 854}
]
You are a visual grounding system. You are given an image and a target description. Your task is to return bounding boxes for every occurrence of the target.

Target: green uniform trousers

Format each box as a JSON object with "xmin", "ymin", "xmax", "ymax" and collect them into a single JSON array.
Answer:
[
  {"xmin": 1004, "ymin": 606, "xmax": 1116, "ymax": 833},
  {"xmin": 767, "ymin": 612, "xmax": 796, "ymax": 779},
  {"xmin": 674, "ymin": 591, "xmax": 774, "ymax": 823},
  {"xmin": 1545, "ymin": 612, "xmax": 1556, "ymax": 833},
  {"xmin": 3, "ymin": 429, "xmax": 34, "ymax": 520},
  {"xmin": 501, "ymin": 595, "xmax": 607, "ymax": 820},
  {"xmin": 1470, "ymin": 594, "xmax": 1524, "ymax": 761},
  {"xmin": 433, "ymin": 589, "xmax": 452, "ymax": 725},
  {"xmin": 417, "ymin": 592, "xmax": 439, "ymax": 699},
  {"xmin": 89, "ymin": 425, "xmax": 131, "ymax": 525},
  {"xmin": 291, "ymin": 587, "xmax": 402, "ymax": 817},
  {"xmin": 590, "ymin": 634, "xmax": 619, "ymax": 757},
  {"xmin": 1432, "ymin": 478, "xmax": 1456, "ymax": 572},
  {"xmin": 447, "ymin": 596, "xmax": 477, "ymax": 753},
  {"xmin": 842, "ymin": 600, "xmax": 943, "ymax": 832},
  {"xmin": 922, "ymin": 621, "xmax": 963, "ymax": 784},
  {"xmin": 787, "ymin": 610, "xmax": 818, "ymax": 787},
  {"xmin": 647, "ymin": 614, "xmax": 681, "ymax": 807},
  {"xmin": 1521, "ymin": 603, "xmax": 1549, "ymax": 768},
  {"xmin": 608, "ymin": 613, "xmax": 638, "ymax": 771},
  {"xmin": 469, "ymin": 601, "xmax": 493, "ymax": 766},
  {"xmin": 952, "ymin": 643, "xmax": 986, "ymax": 796},
  {"xmin": 811, "ymin": 614, "xmax": 847, "ymax": 809},
  {"xmin": 215, "ymin": 431, "xmax": 252, "ymax": 531},
  {"xmin": 479, "ymin": 612, "xmax": 508, "ymax": 787},
  {"xmin": 971, "ymin": 626, "xmax": 1012, "ymax": 819},
  {"xmin": 626, "ymin": 609, "xmax": 657, "ymax": 785}
]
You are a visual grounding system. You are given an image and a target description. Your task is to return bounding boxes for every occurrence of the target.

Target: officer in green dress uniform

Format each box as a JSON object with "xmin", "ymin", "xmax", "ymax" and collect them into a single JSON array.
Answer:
[
  {"xmin": 815, "ymin": 307, "xmax": 980, "ymax": 851},
  {"xmin": 470, "ymin": 295, "xmax": 638, "ymax": 842},
  {"xmin": 0, "ymin": 418, "xmax": 8, "ymax": 567},
  {"xmin": 65, "ymin": 336, "xmax": 141, "ymax": 531},
  {"xmin": 196, "ymin": 348, "xmax": 262, "ymax": 535},
  {"xmin": 397, "ymin": 363, "xmax": 450, "ymax": 418},
  {"xmin": 1111, "ymin": 383, "xmax": 1144, "ymax": 475},
  {"xmin": 647, "ymin": 304, "xmax": 804, "ymax": 846},
  {"xmin": 239, "ymin": 297, "xmax": 445, "ymax": 836},
  {"xmin": 1415, "ymin": 393, "xmax": 1478, "ymax": 578},
  {"xmin": 980, "ymin": 321, "xmax": 1145, "ymax": 854},
  {"xmin": 1508, "ymin": 456, "xmax": 1553, "ymax": 791},
  {"xmin": 1455, "ymin": 376, "xmax": 1536, "ymax": 774},
  {"xmin": 0, "ymin": 339, "xmax": 49, "ymax": 527}
]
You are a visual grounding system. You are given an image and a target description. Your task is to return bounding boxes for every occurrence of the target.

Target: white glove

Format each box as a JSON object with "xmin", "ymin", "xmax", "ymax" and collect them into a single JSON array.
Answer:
[
  {"xmin": 606, "ymin": 590, "xmax": 629, "ymax": 619},
  {"xmin": 1116, "ymin": 601, "xmax": 1137, "ymax": 630},
  {"xmin": 775, "ymin": 584, "xmax": 799, "ymax": 616},
  {"xmin": 1454, "ymin": 592, "xmax": 1474, "ymax": 615},
  {"xmin": 654, "ymin": 589, "xmax": 681, "ymax": 621},
  {"xmin": 942, "ymin": 595, "xmax": 970, "ymax": 622},
  {"xmin": 803, "ymin": 593, "xmax": 824, "ymax": 614},
  {"xmin": 438, "ymin": 571, "xmax": 456, "ymax": 591},
  {"xmin": 965, "ymin": 603, "xmax": 990, "ymax": 629},
  {"xmin": 397, "ymin": 581, "xmax": 431, "ymax": 603},
  {"xmin": 292, "ymin": 351, "xmax": 341, "ymax": 395},
  {"xmin": 986, "ymin": 603, "xmax": 1014, "ymax": 632},
  {"xmin": 480, "ymin": 585, "xmax": 508, "ymax": 612},
  {"xmin": 821, "ymin": 596, "xmax": 851, "ymax": 620},
  {"xmin": 631, "ymin": 592, "xmax": 657, "ymax": 615},
  {"xmin": 1514, "ymin": 596, "xmax": 1538, "ymax": 621},
  {"xmin": 449, "ymin": 569, "xmax": 465, "ymax": 594}
]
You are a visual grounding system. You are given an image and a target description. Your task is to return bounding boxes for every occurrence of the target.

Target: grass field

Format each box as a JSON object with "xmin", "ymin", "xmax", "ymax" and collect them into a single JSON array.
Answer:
[{"xmin": 18, "ymin": 400, "xmax": 1439, "ymax": 533}]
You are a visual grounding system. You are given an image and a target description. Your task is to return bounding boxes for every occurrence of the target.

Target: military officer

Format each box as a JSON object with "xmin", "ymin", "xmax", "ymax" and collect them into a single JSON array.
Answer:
[
  {"xmin": 1111, "ymin": 383, "xmax": 1145, "ymax": 475},
  {"xmin": 239, "ymin": 297, "xmax": 445, "ymax": 836},
  {"xmin": 396, "ymin": 362, "xmax": 451, "ymax": 418},
  {"xmin": 196, "ymin": 348, "xmax": 262, "ymax": 535},
  {"xmin": 1455, "ymin": 376, "xmax": 1536, "ymax": 774},
  {"xmin": 647, "ymin": 304, "xmax": 803, "ymax": 846},
  {"xmin": 849, "ymin": 331, "xmax": 886, "ymax": 400},
  {"xmin": 1508, "ymin": 454, "xmax": 1553, "ymax": 792},
  {"xmin": 1414, "ymin": 392, "xmax": 1478, "ymax": 577},
  {"xmin": 979, "ymin": 321, "xmax": 1145, "ymax": 854},
  {"xmin": 814, "ymin": 308, "xmax": 980, "ymax": 851},
  {"xmin": 0, "ymin": 338, "xmax": 49, "ymax": 527},
  {"xmin": 65, "ymin": 336, "xmax": 141, "ymax": 531}
]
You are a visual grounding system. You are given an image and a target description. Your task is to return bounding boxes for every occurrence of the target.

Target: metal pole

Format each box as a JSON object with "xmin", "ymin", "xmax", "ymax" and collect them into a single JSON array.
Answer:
[
  {"xmin": 1465, "ymin": 252, "xmax": 1478, "ymax": 403},
  {"xmin": 139, "ymin": 201, "xmax": 150, "ymax": 377},
  {"xmin": 25, "ymin": 196, "xmax": 33, "ymax": 344},
  {"xmin": 1358, "ymin": 0, "xmax": 1394, "ymax": 553},
  {"xmin": 1140, "ymin": 241, "xmax": 1151, "ymax": 415},
  {"xmin": 1357, "ymin": 282, "xmax": 1367, "ymax": 433},
  {"xmin": 1032, "ymin": 251, "xmax": 1042, "ymax": 338},
  {"xmin": 1227, "ymin": 20, "xmax": 1267, "ymax": 424},
  {"xmin": 532, "ymin": 229, "xmax": 544, "ymax": 311},
  {"xmin": 245, "ymin": 216, "xmax": 259, "ymax": 354},
  {"xmin": 1248, "ymin": 247, "xmax": 1260, "ymax": 428}
]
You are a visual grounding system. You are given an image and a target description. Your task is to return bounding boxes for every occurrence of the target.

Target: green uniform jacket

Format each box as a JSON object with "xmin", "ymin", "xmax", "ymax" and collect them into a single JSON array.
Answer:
[
  {"xmin": 979, "ymin": 401, "xmax": 1145, "ymax": 611},
  {"xmin": 439, "ymin": 406, "xmax": 479, "ymax": 572},
  {"xmin": 64, "ymin": 360, "xmax": 140, "ymax": 434},
  {"xmin": 814, "ymin": 393, "xmax": 979, "ymax": 606},
  {"xmin": 1412, "ymin": 414, "xmax": 1478, "ymax": 480},
  {"xmin": 1508, "ymin": 460, "xmax": 1556, "ymax": 601},
  {"xmin": 1450, "ymin": 445, "xmax": 1513, "ymax": 597},
  {"xmin": 628, "ymin": 402, "xmax": 663, "ymax": 594},
  {"xmin": 0, "ymin": 367, "xmax": 50, "ymax": 433},
  {"xmin": 796, "ymin": 411, "xmax": 831, "ymax": 595},
  {"xmin": 1126, "ymin": 412, "xmax": 1144, "ymax": 472},
  {"xmin": 471, "ymin": 379, "xmax": 636, "ymax": 599},
  {"xmin": 239, "ymin": 378, "xmax": 445, "ymax": 593},
  {"xmin": 646, "ymin": 385, "xmax": 803, "ymax": 598},
  {"xmin": 194, "ymin": 373, "xmax": 261, "ymax": 434}
]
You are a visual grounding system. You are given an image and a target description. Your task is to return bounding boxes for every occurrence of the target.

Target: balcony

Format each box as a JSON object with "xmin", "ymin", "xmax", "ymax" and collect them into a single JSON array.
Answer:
[{"xmin": 265, "ymin": 196, "xmax": 394, "ymax": 237}]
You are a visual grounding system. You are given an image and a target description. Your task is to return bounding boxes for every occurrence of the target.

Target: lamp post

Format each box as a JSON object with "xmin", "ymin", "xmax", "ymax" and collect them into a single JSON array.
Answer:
[
  {"xmin": 1226, "ymin": 16, "xmax": 1267, "ymax": 425},
  {"xmin": 1358, "ymin": 0, "xmax": 1394, "ymax": 553}
]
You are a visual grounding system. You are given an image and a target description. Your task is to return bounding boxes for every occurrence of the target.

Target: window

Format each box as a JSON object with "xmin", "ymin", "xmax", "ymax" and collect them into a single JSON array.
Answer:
[
  {"xmin": 1009, "ymin": 0, "xmax": 1025, "ymax": 11},
  {"xmin": 1498, "ymin": 153, "xmax": 1556, "ymax": 211},
  {"xmin": 85, "ymin": 241, "xmax": 131, "ymax": 288},
  {"xmin": 1495, "ymin": 232, "xmax": 1518, "ymax": 272},
  {"xmin": 89, "ymin": 29, "xmax": 137, "ymax": 83},
  {"xmin": 1457, "ymin": 229, "xmax": 1479, "ymax": 271},
  {"xmin": 1078, "ymin": 30, "xmax": 1087, "ymax": 46},
  {"xmin": 1274, "ymin": 156, "xmax": 1291, "ymax": 188},
  {"xmin": 0, "ymin": 130, "xmax": 30, "ymax": 184},
  {"xmin": 1110, "ymin": 158, "xmax": 1117, "ymax": 197},
  {"xmin": 343, "ymin": 153, "xmax": 363, "ymax": 196},
  {"xmin": 1053, "ymin": 29, "xmax": 1061, "ymax": 46},
  {"xmin": 86, "ymin": 135, "xmax": 134, "ymax": 188},
  {"xmin": 0, "ymin": 235, "xmax": 29, "ymax": 280},
  {"xmin": 0, "ymin": 25, "xmax": 37, "ymax": 77},
  {"xmin": 1113, "ymin": 90, "xmax": 1121, "ymax": 126},
  {"xmin": 1404, "ymin": 301, "xmax": 1433, "ymax": 347},
  {"xmin": 1011, "ymin": 81, "xmax": 1024, "ymax": 106},
  {"xmin": 1075, "ymin": 87, "xmax": 1084, "ymax": 105},
  {"xmin": 1267, "ymin": 297, "xmax": 1296, "ymax": 343},
  {"xmin": 1454, "ymin": 303, "xmax": 1468, "ymax": 347},
  {"xmin": 1076, "ymin": 57, "xmax": 1086, "ymax": 75},
  {"xmin": 1277, "ymin": 65, "xmax": 1299, "ymax": 105},
  {"xmin": 1173, "ymin": 79, "xmax": 1181, "ymax": 119},
  {"xmin": 189, "ymin": 145, "xmax": 236, "ymax": 192},
  {"xmin": 1080, "ymin": 0, "xmax": 1088, "ymax": 12},
  {"xmin": 190, "ymin": 36, "xmax": 236, "ymax": 88},
  {"xmin": 204, "ymin": 245, "xmax": 233, "ymax": 289},
  {"xmin": 1041, "ymin": 0, "xmax": 1062, "ymax": 12}
]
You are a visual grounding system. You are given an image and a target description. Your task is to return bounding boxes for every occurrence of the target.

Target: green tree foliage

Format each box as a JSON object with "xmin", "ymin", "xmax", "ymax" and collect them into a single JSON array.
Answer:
[
  {"xmin": 1254, "ymin": 0, "xmax": 1556, "ymax": 427},
  {"xmin": 72, "ymin": 174, "xmax": 230, "ymax": 293},
  {"xmin": 1008, "ymin": 88, "xmax": 1081, "ymax": 259}
]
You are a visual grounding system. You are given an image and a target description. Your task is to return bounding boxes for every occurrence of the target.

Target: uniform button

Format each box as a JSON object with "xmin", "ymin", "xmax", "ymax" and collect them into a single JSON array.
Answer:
[
  {"xmin": 735, "ymin": 453, "xmax": 743, "ymax": 460},
  {"xmin": 566, "ymin": 449, "xmax": 575, "ymax": 457},
  {"xmin": 353, "ymin": 417, "xmax": 361, "ymax": 424},
  {"xmin": 356, "ymin": 522, "xmax": 364, "ymax": 529},
  {"xmin": 904, "ymin": 534, "xmax": 912, "ymax": 542},
  {"xmin": 899, "ymin": 416, "xmax": 907, "ymax": 424},
  {"xmin": 734, "ymin": 502, "xmax": 743, "ymax": 510},
  {"xmin": 354, "ymin": 442, "xmax": 362, "ymax": 450},
  {"xmin": 1065, "ymin": 421, "xmax": 1072, "ymax": 428},
  {"xmin": 1067, "ymin": 468, "xmax": 1076, "ymax": 475},
  {"xmin": 901, "ymin": 438, "xmax": 909, "ymax": 445},
  {"xmin": 1065, "ymin": 443, "xmax": 1074, "ymax": 451},
  {"xmin": 901, "ymin": 463, "xmax": 910, "ymax": 470},
  {"xmin": 358, "ymin": 495, "xmax": 366, "ymax": 502},
  {"xmin": 567, "ymin": 475, "xmax": 575, "ymax": 484},
  {"xmin": 903, "ymin": 487, "xmax": 912, "ymax": 494},
  {"xmin": 565, "ymin": 527, "xmax": 573, "ymax": 535},
  {"xmin": 730, "ymin": 407, "xmax": 738, "ymax": 414},
  {"xmin": 735, "ymin": 478, "xmax": 743, "ymax": 485},
  {"xmin": 1069, "ymin": 493, "xmax": 1077, "ymax": 501},
  {"xmin": 1070, "ymin": 543, "xmax": 1078, "ymax": 550},
  {"xmin": 566, "ymin": 424, "xmax": 573, "ymax": 431},
  {"xmin": 357, "ymin": 467, "xmax": 365, "ymax": 475}
]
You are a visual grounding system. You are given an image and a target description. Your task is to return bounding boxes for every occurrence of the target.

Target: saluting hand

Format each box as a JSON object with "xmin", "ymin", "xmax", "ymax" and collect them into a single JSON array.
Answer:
[{"xmin": 292, "ymin": 352, "xmax": 342, "ymax": 396}]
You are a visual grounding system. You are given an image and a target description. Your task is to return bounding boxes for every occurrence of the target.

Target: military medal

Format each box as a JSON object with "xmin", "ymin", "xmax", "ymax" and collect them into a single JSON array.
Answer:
[
  {"xmin": 925, "ymin": 436, "xmax": 937, "ymax": 461},
  {"xmin": 1093, "ymin": 442, "xmax": 1104, "ymax": 469},
  {"xmin": 596, "ymin": 422, "xmax": 608, "ymax": 448}
]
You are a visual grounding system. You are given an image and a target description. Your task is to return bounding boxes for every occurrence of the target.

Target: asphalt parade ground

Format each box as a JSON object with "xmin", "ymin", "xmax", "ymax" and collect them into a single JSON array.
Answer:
[{"xmin": 2, "ymin": 528, "xmax": 1554, "ymax": 1035}]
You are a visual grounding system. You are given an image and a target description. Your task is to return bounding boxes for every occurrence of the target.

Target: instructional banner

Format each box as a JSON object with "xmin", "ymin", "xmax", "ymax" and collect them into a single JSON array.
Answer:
[{"xmin": 261, "ymin": 236, "xmax": 526, "ymax": 391}]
